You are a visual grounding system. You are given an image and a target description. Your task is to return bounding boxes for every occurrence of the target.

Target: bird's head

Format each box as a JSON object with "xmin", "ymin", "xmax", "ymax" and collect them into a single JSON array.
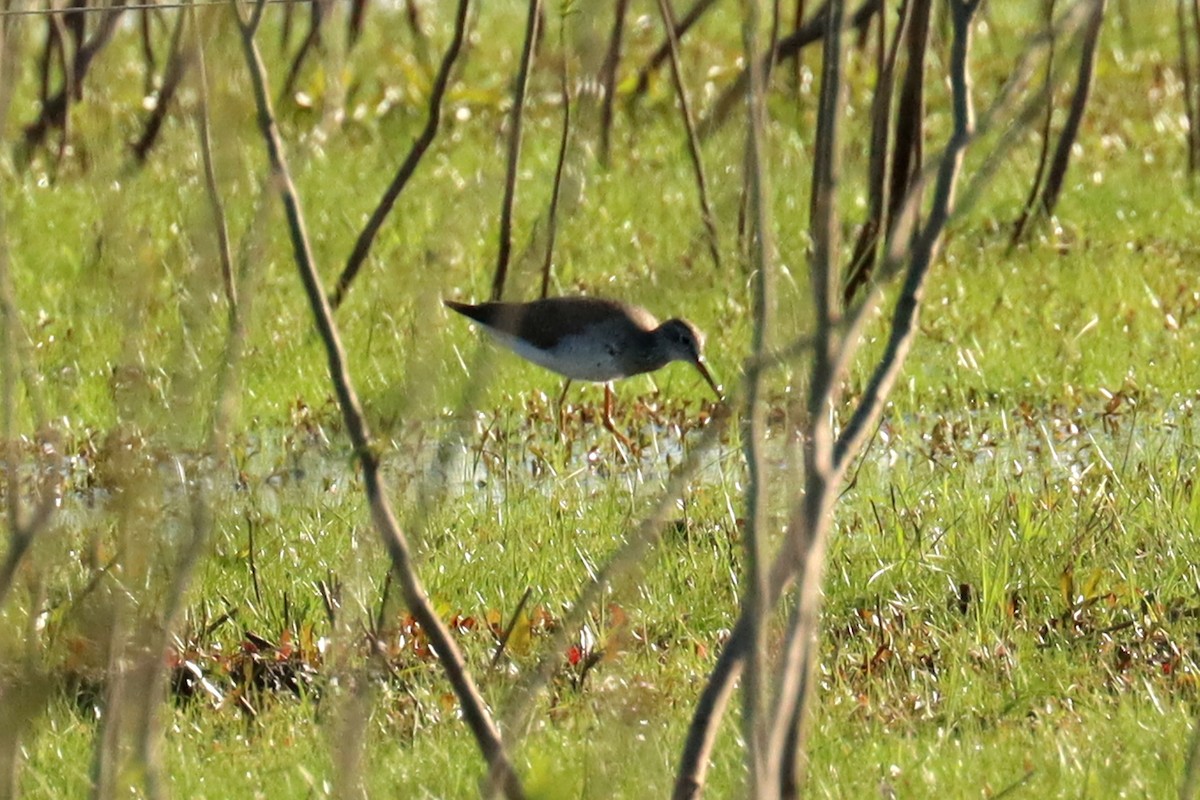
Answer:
[{"xmin": 658, "ymin": 319, "xmax": 723, "ymax": 401}]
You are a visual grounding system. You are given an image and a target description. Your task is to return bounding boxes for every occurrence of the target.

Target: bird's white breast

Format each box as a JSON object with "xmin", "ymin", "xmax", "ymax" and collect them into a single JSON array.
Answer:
[{"xmin": 484, "ymin": 328, "xmax": 627, "ymax": 382}]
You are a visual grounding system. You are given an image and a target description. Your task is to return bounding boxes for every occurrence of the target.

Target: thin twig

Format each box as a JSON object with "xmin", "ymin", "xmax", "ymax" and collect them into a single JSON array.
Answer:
[
  {"xmin": 1035, "ymin": 0, "xmax": 1106, "ymax": 217},
  {"xmin": 884, "ymin": 0, "xmax": 932, "ymax": 237},
  {"xmin": 762, "ymin": 0, "xmax": 848, "ymax": 791},
  {"xmin": 190, "ymin": 4, "xmax": 238, "ymax": 320},
  {"xmin": 490, "ymin": 587, "xmax": 533, "ymax": 667},
  {"xmin": 1009, "ymin": 0, "xmax": 1058, "ymax": 248},
  {"xmin": 539, "ymin": 18, "xmax": 571, "ymax": 300},
  {"xmin": 133, "ymin": 8, "xmax": 261, "ymax": 785},
  {"xmin": 737, "ymin": 0, "xmax": 776, "ymax": 790},
  {"xmin": 598, "ymin": 0, "xmax": 629, "ymax": 168},
  {"xmin": 232, "ymin": 4, "xmax": 524, "ymax": 795},
  {"xmin": 131, "ymin": 5, "xmax": 190, "ymax": 163},
  {"xmin": 844, "ymin": 0, "xmax": 914, "ymax": 303},
  {"xmin": 491, "ymin": 0, "xmax": 542, "ymax": 302},
  {"xmin": 791, "ymin": 0, "xmax": 807, "ymax": 96},
  {"xmin": 331, "ymin": 0, "xmax": 471, "ymax": 309},
  {"xmin": 656, "ymin": 0, "xmax": 721, "ymax": 269},
  {"xmin": 279, "ymin": 0, "xmax": 324, "ymax": 102},
  {"xmin": 632, "ymin": 0, "xmax": 718, "ymax": 99},
  {"xmin": 673, "ymin": 5, "xmax": 1094, "ymax": 794}
]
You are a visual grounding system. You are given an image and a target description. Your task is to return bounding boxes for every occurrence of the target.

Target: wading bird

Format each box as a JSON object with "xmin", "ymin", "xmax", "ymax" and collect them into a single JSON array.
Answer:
[{"xmin": 445, "ymin": 296, "xmax": 722, "ymax": 445}]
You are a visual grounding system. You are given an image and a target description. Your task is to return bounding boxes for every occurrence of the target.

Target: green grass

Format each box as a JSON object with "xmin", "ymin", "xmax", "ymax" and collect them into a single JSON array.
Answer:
[{"xmin": 2, "ymin": 2, "xmax": 1199, "ymax": 798}]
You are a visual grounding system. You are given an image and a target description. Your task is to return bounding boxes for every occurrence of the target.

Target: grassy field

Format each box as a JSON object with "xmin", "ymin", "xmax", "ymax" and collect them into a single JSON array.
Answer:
[{"xmin": 1, "ymin": 1, "xmax": 1198, "ymax": 797}]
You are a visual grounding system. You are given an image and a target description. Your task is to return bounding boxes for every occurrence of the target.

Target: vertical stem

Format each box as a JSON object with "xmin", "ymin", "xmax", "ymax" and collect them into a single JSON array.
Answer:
[
  {"xmin": 763, "ymin": 0, "xmax": 846, "ymax": 793},
  {"xmin": 491, "ymin": 0, "xmax": 542, "ymax": 301},
  {"xmin": 791, "ymin": 0, "xmax": 806, "ymax": 96},
  {"xmin": 332, "ymin": 0, "xmax": 471, "ymax": 309},
  {"xmin": 1036, "ymin": 0, "xmax": 1105, "ymax": 216},
  {"xmin": 656, "ymin": 0, "xmax": 721, "ymax": 268},
  {"xmin": 190, "ymin": 5, "xmax": 238, "ymax": 321},
  {"xmin": 886, "ymin": 0, "xmax": 932, "ymax": 232},
  {"xmin": 599, "ymin": 0, "xmax": 629, "ymax": 168},
  {"xmin": 844, "ymin": 0, "xmax": 913, "ymax": 304},
  {"xmin": 1178, "ymin": 0, "xmax": 1198, "ymax": 177},
  {"xmin": 540, "ymin": 16, "xmax": 571, "ymax": 298},
  {"xmin": 740, "ymin": 0, "xmax": 776, "ymax": 793},
  {"xmin": 233, "ymin": 4, "xmax": 524, "ymax": 795},
  {"xmin": 1010, "ymin": 0, "xmax": 1059, "ymax": 248}
]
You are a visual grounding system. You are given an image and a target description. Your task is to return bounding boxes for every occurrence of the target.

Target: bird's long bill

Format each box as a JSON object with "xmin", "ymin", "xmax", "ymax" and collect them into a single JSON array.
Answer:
[{"xmin": 693, "ymin": 358, "xmax": 724, "ymax": 402}]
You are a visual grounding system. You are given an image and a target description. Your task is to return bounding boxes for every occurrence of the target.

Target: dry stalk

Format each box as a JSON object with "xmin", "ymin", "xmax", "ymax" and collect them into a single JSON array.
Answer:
[
  {"xmin": 598, "ymin": 0, "xmax": 629, "ymax": 167},
  {"xmin": 884, "ymin": 0, "xmax": 932, "ymax": 240},
  {"xmin": 233, "ymin": 2, "xmax": 524, "ymax": 796},
  {"xmin": 656, "ymin": 0, "xmax": 721, "ymax": 269},
  {"xmin": 843, "ymin": 0, "xmax": 914, "ymax": 303},
  {"xmin": 131, "ymin": 6, "xmax": 190, "ymax": 163},
  {"xmin": 332, "ymin": 0, "xmax": 471, "ymax": 310},
  {"xmin": 736, "ymin": 0, "xmax": 778, "ymax": 792},
  {"xmin": 632, "ymin": 0, "xmax": 718, "ymax": 99},
  {"xmin": 129, "ymin": 13, "xmax": 262, "ymax": 796},
  {"xmin": 1032, "ymin": 0, "xmax": 1106, "ymax": 219},
  {"xmin": 759, "ymin": 0, "xmax": 849, "ymax": 792},
  {"xmin": 1009, "ymin": 0, "xmax": 1059, "ymax": 249},
  {"xmin": 539, "ymin": 17, "xmax": 571, "ymax": 299},
  {"xmin": 673, "ymin": 3, "xmax": 1098, "ymax": 796},
  {"xmin": 490, "ymin": 0, "xmax": 542, "ymax": 302},
  {"xmin": 190, "ymin": 3, "xmax": 238, "ymax": 321}
]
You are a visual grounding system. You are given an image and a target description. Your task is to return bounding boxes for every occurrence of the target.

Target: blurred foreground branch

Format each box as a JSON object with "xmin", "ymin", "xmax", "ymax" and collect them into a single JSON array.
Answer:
[
  {"xmin": 233, "ymin": 2, "xmax": 524, "ymax": 796},
  {"xmin": 673, "ymin": 2, "xmax": 1099, "ymax": 797}
]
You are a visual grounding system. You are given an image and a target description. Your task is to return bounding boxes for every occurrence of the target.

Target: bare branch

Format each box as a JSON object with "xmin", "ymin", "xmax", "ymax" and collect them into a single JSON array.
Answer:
[
  {"xmin": 331, "ymin": 0, "xmax": 471, "ymax": 309},
  {"xmin": 234, "ymin": 13, "xmax": 524, "ymax": 797},
  {"xmin": 737, "ymin": 0, "xmax": 780, "ymax": 786},
  {"xmin": 699, "ymin": 0, "xmax": 880, "ymax": 140},
  {"xmin": 190, "ymin": 4, "xmax": 237, "ymax": 319},
  {"xmin": 761, "ymin": 0, "xmax": 849, "ymax": 791},
  {"xmin": 598, "ymin": 0, "xmax": 629, "ymax": 167},
  {"xmin": 490, "ymin": 0, "xmax": 542, "ymax": 302},
  {"xmin": 132, "ymin": 3, "xmax": 190, "ymax": 163},
  {"xmin": 835, "ymin": 0, "xmax": 1095, "ymax": 465},
  {"xmin": 540, "ymin": 26, "xmax": 571, "ymax": 299},
  {"xmin": 279, "ymin": 0, "xmax": 325, "ymax": 103},
  {"xmin": 632, "ymin": 0, "xmax": 718, "ymax": 99},
  {"xmin": 843, "ymin": 0, "xmax": 914, "ymax": 303},
  {"xmin": 1009, "ymin": 0, "xmax": 1058, "ymax": 248},
  {"xmin": 656, "ymin": 0, "xmax": 720, "ymax": 269},
  {"xmin": 675, "ymin": 4, "xmax": 1097, "ymax": 794},
  {"xmin": 1034, "ymin": 0, "xmax": 1106, "ymax": 216}
]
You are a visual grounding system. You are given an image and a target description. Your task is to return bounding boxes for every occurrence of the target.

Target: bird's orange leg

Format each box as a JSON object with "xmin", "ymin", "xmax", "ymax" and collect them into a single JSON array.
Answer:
[{"xmin": 601, "ymin": 382, "xmax": 632, "ymax": 448}]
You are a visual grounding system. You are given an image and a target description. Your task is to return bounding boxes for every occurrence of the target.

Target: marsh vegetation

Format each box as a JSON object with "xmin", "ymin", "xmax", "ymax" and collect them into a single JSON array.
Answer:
[{"xmin": 0, "ymin": 1, "xmax": 1198, "ymax": 797}]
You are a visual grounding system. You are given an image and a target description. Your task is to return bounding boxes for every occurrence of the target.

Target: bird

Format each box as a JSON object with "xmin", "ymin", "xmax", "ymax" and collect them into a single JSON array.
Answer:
[{"xmin": 444, "ymin": 296, "xmax": 722, "ymax": 445}]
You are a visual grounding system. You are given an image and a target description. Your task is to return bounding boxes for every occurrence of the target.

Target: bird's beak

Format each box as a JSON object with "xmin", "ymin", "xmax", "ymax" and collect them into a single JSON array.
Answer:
[{"xmin": 693, "ymin": 358, "xmax": 724, "ymax": 402}]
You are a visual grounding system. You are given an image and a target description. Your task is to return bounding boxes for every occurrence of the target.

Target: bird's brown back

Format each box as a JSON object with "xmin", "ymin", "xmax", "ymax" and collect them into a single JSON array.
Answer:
[{"xmin": 445, "ymin": 297, "xmax": 660, "ymax": 351}]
